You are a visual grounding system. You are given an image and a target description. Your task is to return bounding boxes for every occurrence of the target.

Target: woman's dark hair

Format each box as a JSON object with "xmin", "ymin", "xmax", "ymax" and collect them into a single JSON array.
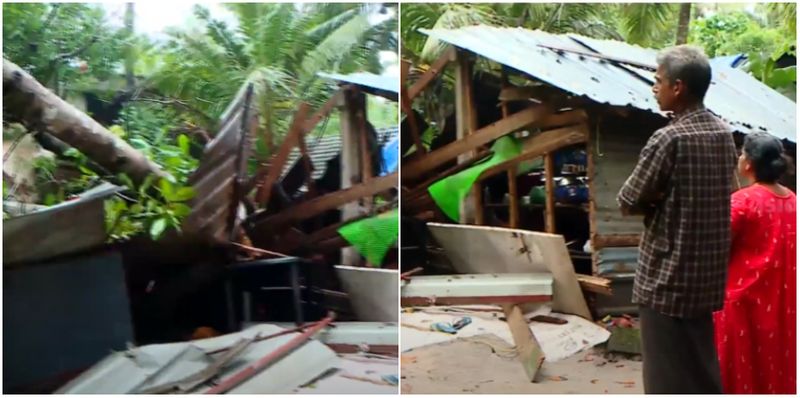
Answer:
[{"xmin": 743, "ymin": 132, "xmax": 789, "ymax": 183}]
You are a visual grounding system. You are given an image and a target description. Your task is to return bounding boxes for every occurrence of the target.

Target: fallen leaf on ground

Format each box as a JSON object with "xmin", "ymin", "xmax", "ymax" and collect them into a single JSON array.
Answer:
[
  {"xmin": 616, "ymin": 364, "xmax": 625, "ymax": 368},
  {"xmin": 548, "ymin": 376, "xmax": 568, "ymax": 381},
  {"xmin": 590, "ymin": 379, "xmax": 599, "ymax": 384}
]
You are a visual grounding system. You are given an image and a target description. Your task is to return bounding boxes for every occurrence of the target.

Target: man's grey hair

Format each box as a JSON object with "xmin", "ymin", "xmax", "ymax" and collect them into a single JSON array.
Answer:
[{"xmin": 656, "ymin": 45, "xmax": 712, "ymax": 101}]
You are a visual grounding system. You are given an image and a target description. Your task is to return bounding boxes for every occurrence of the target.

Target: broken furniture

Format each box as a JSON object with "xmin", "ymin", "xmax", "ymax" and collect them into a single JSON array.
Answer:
[{"xmin": 225, "ymin": 256, "xmax": 323, "ymax": 329}]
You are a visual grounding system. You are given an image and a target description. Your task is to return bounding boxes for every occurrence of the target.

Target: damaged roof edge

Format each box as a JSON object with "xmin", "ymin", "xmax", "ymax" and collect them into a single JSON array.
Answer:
[
  {"xmin": 420, "ymin": 26, "xmax": 795, "ymax": 142},
  {"xmin": 318, "ymin": 72, "xmax": 399, "ymax": 100}
]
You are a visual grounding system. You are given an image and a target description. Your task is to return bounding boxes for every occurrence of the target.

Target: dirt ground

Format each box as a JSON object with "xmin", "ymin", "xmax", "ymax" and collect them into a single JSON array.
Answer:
[{"xmin": 400, "ymin": 334, "xmax": 643, "ymax": 394}]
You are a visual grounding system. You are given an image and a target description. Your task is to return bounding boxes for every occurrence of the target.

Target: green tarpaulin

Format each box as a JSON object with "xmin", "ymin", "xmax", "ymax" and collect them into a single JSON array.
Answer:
[
  {"xmin": 337, "ymin": 208, "xmax": 399, "ymax": 266},
  {"xmin": 428, "ymin": 136, "xmax": 539, "ymax": 221}
]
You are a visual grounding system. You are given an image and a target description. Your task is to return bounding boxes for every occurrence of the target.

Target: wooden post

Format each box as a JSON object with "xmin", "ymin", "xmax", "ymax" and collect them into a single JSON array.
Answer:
[
  {"xmin": 508, "ymin": 168, "xmax": 520, "ymax": 228},
  {"xmin": 544, "ymin": 153, "xmax": 556, "ymax": 234},
  {"xmin": 401, "ymin": 60, "xmax": 426, "ymax": 155},
  {"xmin": 455, "ymin": 50, "xmax": 477, "ymax": 224},
  {"xmin": 472, "ymin": 183, "xmax": 484, "ymax": 225},
  {"xmin": 587, "ymin": 118, "xmax": 598, "ymax": 275},
  {"xmin": 340, "ymin": 87, "xmax": 366, "ymax": 265},
  {"xmin": 500, "ymin": 66, "xmax": 510, "ymax": 118},
  {"xmin": 455, "ymin": 50, "xmax": 477, "ymax": 165}
]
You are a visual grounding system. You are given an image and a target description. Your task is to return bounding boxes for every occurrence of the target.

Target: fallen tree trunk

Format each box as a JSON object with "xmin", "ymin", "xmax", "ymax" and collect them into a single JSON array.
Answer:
[{"xmin": 3, "ymin": 58, "xmax": 166, "ymax": 185}]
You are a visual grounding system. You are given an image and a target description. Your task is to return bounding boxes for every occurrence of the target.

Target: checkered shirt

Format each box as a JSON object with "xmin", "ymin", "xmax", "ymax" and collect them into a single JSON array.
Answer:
[{"xmin": 617, "ymin": 107, "xmax": 738, "ymax": 318}]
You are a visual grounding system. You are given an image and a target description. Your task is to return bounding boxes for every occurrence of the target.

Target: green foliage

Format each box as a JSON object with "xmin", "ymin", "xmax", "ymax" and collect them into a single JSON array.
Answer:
[
  {"xmin": 101, "ymin": 103, "xmax": 199, "ymax": 241},
  {"xmin": 2, "ymin": 3, "xmax": 126, "ymax": 94},
  {"xmin": 747, "ymin": 42, "xmax": 796, "ymax": 93},
  {"xmin": 116, "ymin": 103, "xmax": 199, "ymax": 182},
  {"xmin": 104, "ymin": 175, "xmax": 195, "ymax": 242},
  {"xmin": 367, "ymin": 96, "xmax": 399, "ymax": 129},
  {"xmin": 689, "ymin": 12, "xmax": 758, "ymax": 57},
  {"xmin": 149, "ymin": 3, "xmax": 396, "ymax": 157}
]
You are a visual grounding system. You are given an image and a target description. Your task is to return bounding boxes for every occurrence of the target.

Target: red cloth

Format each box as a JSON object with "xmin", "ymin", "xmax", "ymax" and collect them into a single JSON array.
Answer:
[{"xmin": 714, "ymin": 184, "xmax": 796, "ymax": 394}]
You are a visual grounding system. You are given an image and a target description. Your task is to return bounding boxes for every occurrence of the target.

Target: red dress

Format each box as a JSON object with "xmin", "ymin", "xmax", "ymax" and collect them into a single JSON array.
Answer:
[{"xmin": 714, "ymin": 184, "xmax": 796, "ymax": 394}]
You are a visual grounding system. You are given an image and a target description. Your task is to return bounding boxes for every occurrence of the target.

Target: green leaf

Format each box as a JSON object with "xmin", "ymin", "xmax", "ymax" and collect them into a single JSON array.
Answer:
[
  {"xmin": 117, "ymin": 173, "xmax": 135, "ymax": 189},
  {"xmin": 63, "ymin": 148, "xmax": 81, "ymax": 158},
  {"xmin": 171, "ymin": 203, "xmax": 192, "ymax": 217},
  {"xmin": 159, "ymin": 178, "xmax": 174, "ymax": 200},
  {"xmin": 766, "ymin": 66, "xmax": 796, "ymax": 88},
  {"xmin": 150, "ymin": 218, "xmax": 167, "ymax": 240},
  {"xmin": 172, "ymin": 186, "xmax": 196, "ymax": 202},
  {"xmin": 178, "ymin": 134, "xmax": 191, "ymax": 155}
]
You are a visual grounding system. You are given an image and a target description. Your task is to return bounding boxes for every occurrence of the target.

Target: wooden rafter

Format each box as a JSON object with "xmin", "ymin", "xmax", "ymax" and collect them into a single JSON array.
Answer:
[
  {"xmin": 254, "ymin": 103, "xmax": 311, "ymax": 205},
  {"xmin": 476, "ymin": 123, "xmax": 590, "ymax": 183},
  {"xmin": 402, "ymin": 107, "xmax": 587, "ymax": 183},
  {"xmin": 401, "ymin": 60, "xmax": 426, "ymax": 156},
  {"xmin": 248, "ymin": 171, "xmax": 398, "ymax": 233},
  {"xmin": 408, "ymin": 46, "xmax": 457, "ymax": 100}
]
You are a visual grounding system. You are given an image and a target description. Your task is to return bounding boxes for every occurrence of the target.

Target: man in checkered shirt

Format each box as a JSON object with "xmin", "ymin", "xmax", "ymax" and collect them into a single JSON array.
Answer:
[{"xmin": 617, "ymin": 45, "xmax": 737, "ymax": 394}]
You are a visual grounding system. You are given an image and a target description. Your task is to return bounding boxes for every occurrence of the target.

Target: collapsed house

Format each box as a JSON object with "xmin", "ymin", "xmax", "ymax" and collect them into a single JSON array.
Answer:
[
  {"xmin": 3, "ymin": 59, "xmax": 399, "ymax": 393},
  {"xmin": 399, "ymin": 25, "xmax": 796, "ymax": 381}
]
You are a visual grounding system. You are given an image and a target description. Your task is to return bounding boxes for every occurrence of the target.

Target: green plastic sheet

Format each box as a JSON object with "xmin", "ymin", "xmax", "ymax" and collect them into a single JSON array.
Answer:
[
  {"xmin": 428, "ymin": 136, "xmax": 531, "ymax": 221},
  {"xmin": 337, "ymin": 208, "xmax": 399, "ymax": 266}
]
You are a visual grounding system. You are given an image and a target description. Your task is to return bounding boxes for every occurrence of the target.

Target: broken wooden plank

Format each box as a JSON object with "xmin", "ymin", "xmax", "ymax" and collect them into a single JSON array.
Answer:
[
  {"xmin": 427, "ymin": 223, "xmax": 592, "ymax": 319},
  {"xmin": 303, "ymin": 89, "xmax": 343, "ymax": 133},
  {"xmin": 401, "ymin": 273, "xmax": 552, "ymax": 307},
  {"xmin": 248, "ymin": 172, "xmax": 397, "ymax": 232},
  {"xmin": 502, "ymin": 303, "xmax": 545, "ymax": 382},
  {"xmin": 408, "ymin": 46, "xmax": 457, "ymax": 100},
  {"xmin": 254, "ymin": 103, "xmax": 310, "ymax": 205},
  {"xmin": 576, "ymin": 274, "xmax": 613, "ymax": 296},
  {"xmin": 403, "ymin": 108, "xmax": 587, "ymax": 183},
  {"xmin": 204, "ymin": 313, "xmax": 335, "ymax": 394}
]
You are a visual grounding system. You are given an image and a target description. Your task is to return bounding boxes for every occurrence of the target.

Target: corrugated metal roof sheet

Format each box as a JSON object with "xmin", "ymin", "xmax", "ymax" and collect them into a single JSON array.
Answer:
[
  {"xmin": 711, "ymin": 54, "xmax": 747, "ymax": 69},
  {"xmin": 421, "ymin": 26, "xmax": 795, "ymax": 141},
  {"xmin": 282, "ymin": 127, "xmax": 399, "ymax": 180},
  {"xmin": 318, "ymin": 72, "xmax": 399, "ymax": 95}
]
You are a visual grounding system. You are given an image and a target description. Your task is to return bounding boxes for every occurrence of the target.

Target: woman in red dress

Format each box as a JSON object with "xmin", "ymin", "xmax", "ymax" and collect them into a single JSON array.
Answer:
[{"xmin": 714, "ymin": 132, "xmax": 796, "ymax": 394}]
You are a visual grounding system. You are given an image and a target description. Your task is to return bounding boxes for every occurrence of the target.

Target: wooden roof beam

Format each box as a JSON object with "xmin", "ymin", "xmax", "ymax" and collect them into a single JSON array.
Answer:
[{"xmin": 402, "ymin": 106, "xmax": 587, "ymax": 183}]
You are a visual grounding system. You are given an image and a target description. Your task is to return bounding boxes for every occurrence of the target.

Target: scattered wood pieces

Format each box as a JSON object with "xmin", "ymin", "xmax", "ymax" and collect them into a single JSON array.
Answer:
[
  {"xmin": 576, "ymin": 274, "xmax": 613, "ymax": 296},
  {"xmin": 230, "ymin": 241, "xmax": 290, "ymax": 258},
  {"xmin": 501, "ymin": 304, "xmax": 545, "ymax": 382},
  {"xmin": 547, "ymin": 375, "xmax": 568, "ymax": 382},
  {"xmin": 400, "ymin": 267, "xmax": 424, "ymax": 281}
]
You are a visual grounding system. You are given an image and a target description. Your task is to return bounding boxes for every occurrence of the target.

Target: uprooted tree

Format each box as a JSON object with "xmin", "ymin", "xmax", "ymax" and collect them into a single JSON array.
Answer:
[{"xmin": 3, "ymin": 58, "xmax": 167, "ymax": 185}]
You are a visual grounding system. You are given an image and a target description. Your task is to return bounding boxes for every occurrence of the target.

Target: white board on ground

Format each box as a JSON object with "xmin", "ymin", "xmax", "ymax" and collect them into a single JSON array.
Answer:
[
  {"xmin": 400, "ymin": 305, "xmax": 610, "ymax": 362},
  {"xmin": 427, "ymin": 223, "xmax": 591, "ymax": 319},
  {"xmin": 335, "ymin": 265, "xmax": 398, "ymax": 322}
]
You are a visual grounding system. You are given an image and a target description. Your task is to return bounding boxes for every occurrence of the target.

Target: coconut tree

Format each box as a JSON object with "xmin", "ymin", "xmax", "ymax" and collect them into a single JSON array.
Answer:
[{"xmin": 145, "ymin": 3, "xmax": 396, "ymax": 157}]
